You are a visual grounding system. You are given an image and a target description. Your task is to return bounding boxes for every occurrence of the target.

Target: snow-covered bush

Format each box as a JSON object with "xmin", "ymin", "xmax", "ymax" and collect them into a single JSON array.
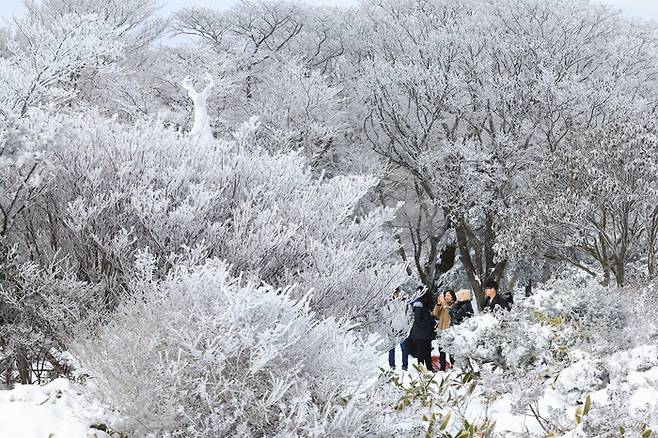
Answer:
[
  {"xmin": 439, "ymin": 305, "xmax": 554, "ymax": 373},
  {"xmin": 72, "ymin": 258, "xmax": 410, "ymax": 437},
  {"xmin": 555, "ymin": 357, "xmax": 608, "ymax": 404},
  {"xmin": 438, "ymin": 275, "xmax": 658, "ymax": 435},
  {"xmin": 575, "ymin": 345, "xmax": 658, "ymax": 436},
  {"xmin": 440, "ymin": 274, "xmax": 641, "ymax": 374},
  {"xmin": 0, "ymin": 246, "xmax": 100, "ymax": 383},
  {"xmin": 0, "ymin": 100, "xmax": 412, "ymax": 423},
  {"xmin": 6, "ymin": 110, "xmax": 406, "ymax": 343}
]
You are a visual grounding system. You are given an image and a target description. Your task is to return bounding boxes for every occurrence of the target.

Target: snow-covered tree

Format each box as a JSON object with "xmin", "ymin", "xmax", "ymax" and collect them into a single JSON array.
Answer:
[
  {"xmin": 21, "ymin": 0, "xmax": 168, "ymax": 119},
  {"xmin": 350, "ymin": 0, "xmax": 658, "ymax": 302},
  {"xmin": 0, "ymin": 11, "xmax": 125, "ymax": 117},
  {"xmin": 170, "ymin": 1, "xmax": 351, "ymax": 168},
  {"xmin": 522, "ymin": 120, "xmax": 658, "ymax": 286}
]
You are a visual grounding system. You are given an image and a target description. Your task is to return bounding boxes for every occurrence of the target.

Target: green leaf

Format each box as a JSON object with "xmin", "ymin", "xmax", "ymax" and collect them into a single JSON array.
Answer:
[
  {"xmin": 583, "ymin": 395, "xmax": 592, "ymax": 416},
  {"xmin": 574, "ymin": 406, "xmax": 582, "ymax": 425},
  {"xmin": 439, "ymin": 411, "xmax": 452, "ymax": 431},
  {"xmin": 641, "ymin": 428, "xmax": 652, "ymax": 438}
]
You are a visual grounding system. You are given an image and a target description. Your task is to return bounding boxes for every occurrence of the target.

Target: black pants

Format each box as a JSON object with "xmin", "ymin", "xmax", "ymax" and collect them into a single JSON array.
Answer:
[
  {"xmin": 409, "ymin": 339, "xmax": 434, "ymax": 372},
  {"xmin": 438, "ymin": 349, "xmax": 447, "ymax": 371}
]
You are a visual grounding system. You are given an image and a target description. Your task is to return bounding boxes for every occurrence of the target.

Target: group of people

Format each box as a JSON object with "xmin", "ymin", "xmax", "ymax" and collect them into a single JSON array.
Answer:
[{"xmin": 388, "ymin": 279, "xmax": 511, "ymax": 372}]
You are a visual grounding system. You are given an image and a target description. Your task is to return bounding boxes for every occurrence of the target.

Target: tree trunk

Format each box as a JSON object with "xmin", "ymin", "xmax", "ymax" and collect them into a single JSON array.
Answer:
[
  {"xmin": 436, "ymin": 244, "xmax": 456, "ymax": 276},
  {"xmin": 455, "ymin": 217, "xmax": 507, "ymax": 309},
  {"xmin": 45, "ymin": 352, "xmax": 70, "ymax": 378},
  {"xmin": 597, "ymin": 211, "xmax": 612, "ymax": 286},
  {"xmin": 455, "ymin": 223, "xmax": 485, "ymax": 309},
  {"xmin": 614, "ymin": 257, "xmax": 625, "ymax": 287},
  {"xmin": 425, "ymin": 234, "xmax": 439, "ymax": 295},
  {"xmin": 648, "ymin": 206, "xmax": 658, "ymax": 278},
  {"xmin": 4, "ymin": 360, "xmax": 13, "ymax": 387},
  {"xmin": 484, "ymin": 211, "xmax": 496, "ymax": 279},
  {"xmin": 17, "ymin": 352, "xmax": 31, "ymax": 385}
]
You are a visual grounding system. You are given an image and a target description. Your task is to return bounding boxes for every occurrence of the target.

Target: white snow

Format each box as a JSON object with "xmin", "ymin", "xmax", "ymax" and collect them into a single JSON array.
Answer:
[
  {"xmin": 0, "ymin": 379, "xmax": 108, "ymax": 438},
  {"xmin": 383, "ymin": 340, "xmax": 658, "ymax": 436}
]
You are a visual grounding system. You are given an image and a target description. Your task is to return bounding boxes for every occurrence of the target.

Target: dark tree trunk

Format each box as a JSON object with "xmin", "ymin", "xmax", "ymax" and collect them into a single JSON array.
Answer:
[
  {"xmin": 484, "ymin": 211, "xmax": 496, "ymax": 278},
  {"xmin": 455, "ymin": 223, "xmax": 484, "ymax": 309},
  {"xmin": 17, "ymin": 352, "xmax": 31, "ymax": 384},
  {"xmin": 436, "ymin": 244, "xmax": 456, "ymax": 276},
  {"xmin": 455, "ymin": 218, "xmax": 507, "ymax": 310}
]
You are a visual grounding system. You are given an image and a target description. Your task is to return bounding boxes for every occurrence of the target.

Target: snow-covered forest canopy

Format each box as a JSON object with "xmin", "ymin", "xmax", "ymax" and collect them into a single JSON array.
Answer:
[{"xmin": 0, "ymin": 0, "xmax": 657, "ymax": 436}]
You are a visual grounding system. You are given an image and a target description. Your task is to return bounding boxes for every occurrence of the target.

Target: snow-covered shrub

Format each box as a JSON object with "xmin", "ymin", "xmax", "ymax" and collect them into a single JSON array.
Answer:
[
  {"xmin": 0, "ymin": 246, "xmax": 100, "ymax": 383},
  {"xmin": 439, "ymin": 306, "xmax": 554, "ymax": 372},
  {"xmin": 6, "ymin": 110, "xmax": 406, "ymax": 344},
  {"xmin": 439, "ymin": 275, "xmax": 640, "ymax": 374},
  {"xmin": 607, "ymin": 345, "xmax": 658, "ymax": 380},
  {"xmin": 574, "ymin": 345, "xmax": 658, "ymax": 436},
  {"xmin": 438, "ymin": 275, "xmax": 658, "ymax": 435},
  {"xmin": 527, "ymin": 274, "xmax": 636, "ymax": 355},
  {"xmin": 555, "ymin": 357, "xmax": 608, "ymax": 403},
  {"xmin": 439, "ymin": 313, "xmax": 502, "ymax": 365},
  {"xmin": 72, "ymin": 258, "xmax": 410, "ymax": 437}
]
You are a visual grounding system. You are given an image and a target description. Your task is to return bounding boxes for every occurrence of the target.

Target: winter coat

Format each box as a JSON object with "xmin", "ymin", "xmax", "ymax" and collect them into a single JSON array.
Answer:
[
  {"xmin": 484, "ymin": 294, "xmax": 511, "ymax": 312},
  {"xmin": 451, "ymin": 289, "xmax": 474, "ymax": 325},
  {"xmin": 432, "ymin": 304, "xmax": 452, "ymax": 330},
  {"xmin": 408, "ymin": 301, "xmax": 436, "ymax": 340}
]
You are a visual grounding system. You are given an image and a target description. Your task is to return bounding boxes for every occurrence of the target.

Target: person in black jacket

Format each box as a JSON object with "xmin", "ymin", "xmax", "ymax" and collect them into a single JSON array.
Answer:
[
  {"xmin": 451, "ymin": 289, "xmax": 474, "ymax": 325},
  {"xmin": 408, "ymin": 290, "xmax": 436, "ymax": 372},
  {"xmin": 483, "ymin": 280, "xmax": 511, "ymax": 312}
]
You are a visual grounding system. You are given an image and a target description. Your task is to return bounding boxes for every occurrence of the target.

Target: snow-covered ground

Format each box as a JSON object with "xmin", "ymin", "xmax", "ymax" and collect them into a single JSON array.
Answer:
[
  {"xmin": 4, "ymin": 343, "xmax": 657, "ymax": 437},
  {"xmin": 385, "ymin": 343, "xmax": 658, "ymax": 437},
  {"xmin": 0, "ymin": 379, "xmax": 108, "ymax": 438}
]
